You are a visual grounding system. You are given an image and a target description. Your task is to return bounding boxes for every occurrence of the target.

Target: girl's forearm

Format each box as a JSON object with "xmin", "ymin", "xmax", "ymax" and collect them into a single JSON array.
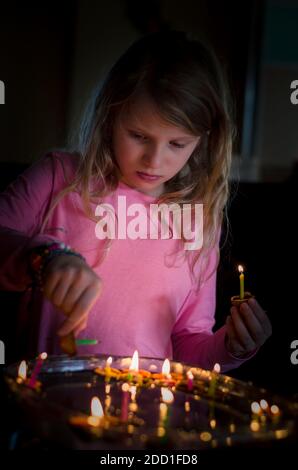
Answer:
[
  {"xmin": 172, "ymin": 326, "xmax": 255, "ymax": 373},
  {"xmin": 0, "ymin": 227, "xmax": 59, "ymax": 291}
]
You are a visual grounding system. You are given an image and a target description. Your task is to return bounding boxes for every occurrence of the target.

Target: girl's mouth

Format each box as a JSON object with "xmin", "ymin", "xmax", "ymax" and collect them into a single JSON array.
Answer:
[{"xmin": 136, "ymin": 171, "xmax": 162, "ymax": 182}]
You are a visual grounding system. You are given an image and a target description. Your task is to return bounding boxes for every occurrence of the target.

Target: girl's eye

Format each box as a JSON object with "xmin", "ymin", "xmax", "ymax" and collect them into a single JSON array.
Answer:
[
  {"xmin": 130, "ymin": 132, "xmax": 145, "ymax": 140},
  {"xmin": 129, "ymin": 131, "xmax": 185, "ymax": 148},
  {"xmin": 171, "ymin": 142, "xmax": 186, "ymax": 149}
]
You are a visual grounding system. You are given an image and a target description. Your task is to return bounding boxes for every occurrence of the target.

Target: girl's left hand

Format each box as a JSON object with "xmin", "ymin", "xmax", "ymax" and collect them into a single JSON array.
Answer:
[{"xmin": 225, "ymin": 297, "xmax": 272, "ymax": 358}]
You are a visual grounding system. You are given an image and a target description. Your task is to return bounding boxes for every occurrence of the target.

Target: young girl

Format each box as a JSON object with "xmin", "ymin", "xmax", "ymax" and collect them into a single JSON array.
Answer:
[{"xmin": 0, "ymin": 30, "xmax": 271, "ymax": 371}]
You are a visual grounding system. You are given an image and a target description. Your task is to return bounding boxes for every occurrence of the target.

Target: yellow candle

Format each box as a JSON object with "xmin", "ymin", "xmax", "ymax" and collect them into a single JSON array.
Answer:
[
  {"xmin": 208, "ymin": 363, "xmax": 220, "ymax": 398},
  {"xmin": 238, "ymin": 265, "xmax": 244, "ymax": 299}
]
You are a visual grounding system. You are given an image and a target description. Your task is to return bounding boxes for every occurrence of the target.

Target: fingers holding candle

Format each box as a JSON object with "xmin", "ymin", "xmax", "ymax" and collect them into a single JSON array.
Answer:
[
  {"xmin": 60, "ymin": 333, "xmax": 77, "ymax": 356},
  {"xmin": 226, "ymin": 301, "xmax": 272, "ymax": 357},
  {"xmin": 42, "ymin": 254, "xmax": 103, "ymax": 338},
  {"xmin": 73, "ymin": 317, "xmax": 89, "ymax": 337},
  {"xmin": 246, "ymin": 298, "xmax": 272, "ymax": 337},
  {"xmin": 225, "ymin": 314, "xmax": 250, "ymax": 357},
  {"xmin": 239, "ymin": 302, "xmax": 272, "ymax": 345},
  {"xmin": 239, "ymin": 301, "xmax": 272, "ymax": 346},
  {"xmin": 60, "ymin": 331, "xmax": 98, "ymax": 356},
  {"xmin": 230, "ymin": 306, "xmax": 257, "ymax": 351}
]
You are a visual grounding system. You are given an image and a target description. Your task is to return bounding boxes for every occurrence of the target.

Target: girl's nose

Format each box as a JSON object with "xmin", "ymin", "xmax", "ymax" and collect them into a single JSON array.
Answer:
[{"xmin": 142, "ymin": 145, "xmax": 164, "ymax": 168}]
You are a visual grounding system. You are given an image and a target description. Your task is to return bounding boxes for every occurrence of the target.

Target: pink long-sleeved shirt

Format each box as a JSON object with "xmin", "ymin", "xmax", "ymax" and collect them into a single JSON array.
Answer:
[{"xmin": 0, "ymin": 151, "xmax": 252, "ymax": 371}]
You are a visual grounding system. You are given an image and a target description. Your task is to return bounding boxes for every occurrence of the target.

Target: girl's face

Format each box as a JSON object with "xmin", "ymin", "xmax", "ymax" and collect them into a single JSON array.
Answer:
[{"xmin": 112, "ymin": 95, "xmax": 200, "ymax": 197}]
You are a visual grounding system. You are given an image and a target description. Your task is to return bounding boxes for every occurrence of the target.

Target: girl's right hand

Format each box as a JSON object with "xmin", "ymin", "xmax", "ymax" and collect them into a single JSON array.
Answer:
[{"xmin": 42, "ymin": 254, "xmax": 102, "ymax": 337}]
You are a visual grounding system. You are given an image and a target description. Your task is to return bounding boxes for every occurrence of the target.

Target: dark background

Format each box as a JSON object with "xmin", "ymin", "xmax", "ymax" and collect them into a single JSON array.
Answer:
[{"xmin": 0, "ymin": 0, "xmax": 297, "ymax": 453}]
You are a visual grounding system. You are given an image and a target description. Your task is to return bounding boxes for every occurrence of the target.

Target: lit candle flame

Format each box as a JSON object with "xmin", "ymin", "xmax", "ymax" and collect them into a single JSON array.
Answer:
[
  {"xmin": 106, "ymin": 356, "xmax": 112, "ymax": 367},
  {"xmin": 251, "ymin": 401, "xmax": 261, "ymax": 414},
  {"xmin": 129, "ymin": 385, "xmax": 137, "ymax": 401},
  {"xmin": 18, "ymin": 360, "xmax": 27, "ymax": 380},
  {"xmin": 159, "ymin": 402, "xmax": 167, "ymax": 420},
  {"xmin": 122, "ymin": 383, "xmax": 130, "ymax": 393},
  {"xmin": 213, "ymin": 363, "xmax": 221, "ymax": 373},
  {"xmin": 260, "ymin": 399, "xmax": 269, "ymax": 410},
  {"xmin": 250, "ymin": 421, "xmax": 260, "ymax": 432},
  {"xmin": 210, "ymin": 419, "xmax": 216, "ymax": 429},
  {"xmin": 91, "ymin": 396, "xmax": 104, "ymax": 418},
  {"xmin": 238, "ymin": 265, "xmax": 244, "ymax": 274},
  {"xmin": 270, "ymin": 405, "xmax": 280, "ymax": 415},
  {"xmin": 187, "ymin": 370, "xmax": 194, "ymax": 380},
  {"xmin": 129, "ymin": 350, "xmax": 139, "ymax": 371},
  {"xmin": 161, "ymin": 387, "xmax": 174, "ymax": 404},
  {"xmin": 185, "ymin": 401, "xmax": 191, "ymax": 412},
  {"xmin": 162, "ymin": 358, "xmax": 171, "ymax": 376}
]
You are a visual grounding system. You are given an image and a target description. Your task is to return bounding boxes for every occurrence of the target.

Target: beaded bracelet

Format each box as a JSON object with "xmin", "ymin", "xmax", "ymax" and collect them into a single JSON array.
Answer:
[{"xmin": 29, "ymin": 242, "xmax": 86, "ymax": 290}]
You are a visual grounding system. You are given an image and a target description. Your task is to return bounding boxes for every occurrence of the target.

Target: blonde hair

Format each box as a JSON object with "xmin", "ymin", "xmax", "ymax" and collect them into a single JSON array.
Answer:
[{"xmin": 41, "ymin": 30, "xmax": 235, "ymax": 289}]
